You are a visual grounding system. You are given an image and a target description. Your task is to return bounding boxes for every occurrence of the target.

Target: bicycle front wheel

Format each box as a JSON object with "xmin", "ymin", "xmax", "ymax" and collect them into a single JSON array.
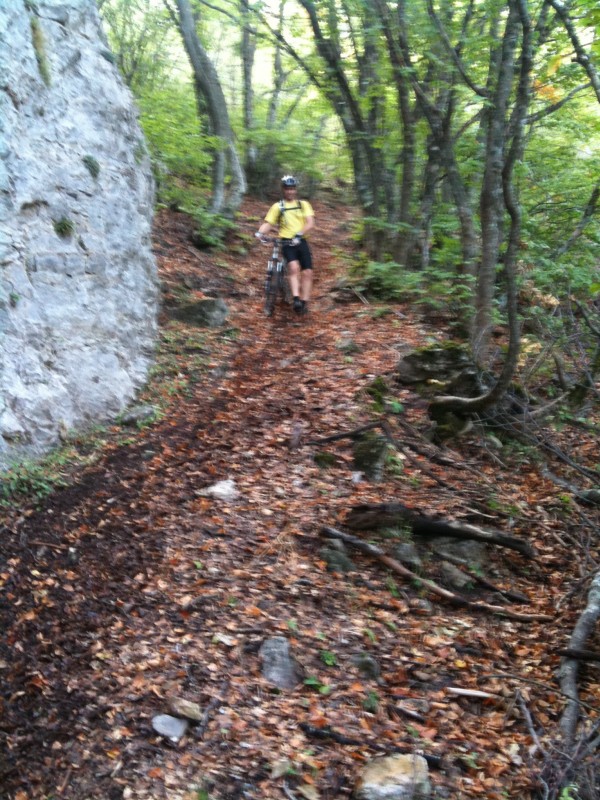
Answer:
[
  {"xmin": 276, "ymin": 268, "xmax": 290, "ymax": 307},
  {"xmin": 264, "ymin": 275, "xmax": 277, "ymax": 316}
]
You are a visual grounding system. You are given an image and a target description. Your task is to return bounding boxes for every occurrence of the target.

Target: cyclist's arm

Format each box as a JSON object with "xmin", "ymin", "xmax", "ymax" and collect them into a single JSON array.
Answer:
[
  {"xmin": 257, "ymin": 221, "xmax": 275, "ymax": 236},
  {"xmin": 298, "ymin": 215, "xmax": 315, "ymax": 237}
]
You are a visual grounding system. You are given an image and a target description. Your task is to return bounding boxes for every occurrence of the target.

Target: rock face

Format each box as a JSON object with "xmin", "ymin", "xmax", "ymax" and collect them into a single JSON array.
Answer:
[
  {"xmin": 0, "ymin": 0, "xmax": 158, "ymax": 468},
  {"xmin": 354, "ymin": 754, "xmax": 431, "ymax": 800}
]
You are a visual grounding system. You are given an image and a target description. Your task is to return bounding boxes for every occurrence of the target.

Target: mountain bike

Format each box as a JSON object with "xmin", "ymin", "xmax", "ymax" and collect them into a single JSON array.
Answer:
[{"xmin": 259, "ymin": 236, "xmax": 292, "ymax": 317}]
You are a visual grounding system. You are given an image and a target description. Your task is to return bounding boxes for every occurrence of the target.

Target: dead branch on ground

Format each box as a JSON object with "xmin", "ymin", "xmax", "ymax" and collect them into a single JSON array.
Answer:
[
  {"xmin": 320, "ymin": 527, "xmax": 551, "ymax": 621},
  {"xmin": 345, "ymin": 502, "xmax": 535, "ymax": 558},
  {"xmin": 559, "ymin": 569, "xmax": 600, "ymax": 743}
]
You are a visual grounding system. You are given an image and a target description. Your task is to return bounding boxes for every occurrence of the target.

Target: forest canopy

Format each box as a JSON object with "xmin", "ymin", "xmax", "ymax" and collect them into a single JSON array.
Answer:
[{"xmin": 99, "ymin": 0, "xmax": 599, "ymax": 384}]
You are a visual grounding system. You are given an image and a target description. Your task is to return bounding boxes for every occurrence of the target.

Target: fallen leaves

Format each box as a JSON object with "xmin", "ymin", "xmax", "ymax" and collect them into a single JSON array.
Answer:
[{"xmin": 0, "ymin": 200, "xmax": 598, "ymax": 800}]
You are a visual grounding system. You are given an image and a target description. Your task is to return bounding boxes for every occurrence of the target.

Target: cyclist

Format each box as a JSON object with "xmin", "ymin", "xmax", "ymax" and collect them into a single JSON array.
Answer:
[{"xmin": 256, "ymin": 175, "xmax": 315, "ymax": 314}]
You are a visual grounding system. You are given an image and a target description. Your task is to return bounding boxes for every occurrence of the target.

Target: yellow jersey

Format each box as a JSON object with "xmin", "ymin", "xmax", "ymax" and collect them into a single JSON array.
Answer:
[{"xmin": 265, "ymin": 199, "xmax": 314, "ymax": 240}]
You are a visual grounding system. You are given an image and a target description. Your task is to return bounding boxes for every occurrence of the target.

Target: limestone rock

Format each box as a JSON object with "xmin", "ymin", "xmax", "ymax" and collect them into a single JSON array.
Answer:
[
  {"xmin": 350, "ymin": 652, "xmax": 381, "ymax": 680},
  {"xmin": 354, "ymin": 754, "xmax": 431, "ymax": 800},
  {"xmin": 151, "ymin": 714, "xmax": 189, "ymax": 742},
  {"xmin": 440, "ymin": 561, "xmax": 472, "ymax": 590},
  {"xmin": 352, "ymin": 432, "xmax": 388, "ymax": 482},
  {"xmin": 393, "ymin": 541, "xmax": 423, "ymax": 569},
  {"xmin": 259, "ymin": 636, "xmax": 301, "ymax": 690},
  {"xmin": 319, "ymin": 546, "xmax": 356, "ymax": 573},
  {"xmin": 197, "ymin": 479, "xmax": 240, "ymax": 501},
  {"xmin": 120, "ymin": 404, "xmax": 157, "ymax": 426},
  {"xmin": 172, "ymin": 297, "xmax": 229, "ymax": 327},
  {"xmin": 168, "ymin": 697, "xmax": 203, "ymax": 722},
  {"xmin": 0, "ymin": 0, "xmax": 158, "ymax": 469}
]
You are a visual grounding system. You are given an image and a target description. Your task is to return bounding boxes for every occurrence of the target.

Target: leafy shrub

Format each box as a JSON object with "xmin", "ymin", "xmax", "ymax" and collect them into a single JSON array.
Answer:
[
  {"xmin": 189, "ymin": 208, "xmax": 236, "ymax": 249},
  {"xmin": 137, "ymin": 81, "xmax": 213, "ymax": 208}
]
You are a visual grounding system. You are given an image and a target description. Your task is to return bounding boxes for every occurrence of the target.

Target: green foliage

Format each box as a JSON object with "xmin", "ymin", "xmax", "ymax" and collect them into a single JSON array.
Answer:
[
  {"xmin": 319, "ymin": 650, "xmax": 337, "ymax": 667},
  {"xmin": 99, "ymin": 0, "xmax": 177, "ymax": 94},
  {"xmin": 137, "ymin": 80, "xmax": 214, "ymax": 209},
  {"xmin": 314, "ymin": 451, "xmax": 338, "ymax": 469},
  {"xmin": 82, "ymin": 155, "xmax": 100, "ymax": 178},
  {"xmin": 53, "ymin": 217, "xmax": 75, "ymax": 238},
  {"xmin": 558, "ymin": 786, "xmax": 580, "ymax": 800},
  {"xmin": 359, "ymin": 259, "xmax": 475, "ymax": 311},
  {"xmin": 0, "ymin": 458, "xmax": 68, "ymax": 507},
  {"xmin": 364, "ymin": 376, "xmax": 389, "ymax": 410},
  {"xmin": 304, "ymin": 676, "xmax": 331, "ymax": 694},
  {"xmin": 362, "ymin": 690, "xmax": 379, "ymax": 713},
  {"xmin": 189, "ymin": 208, "xmax": 236, "ymax": 250}
]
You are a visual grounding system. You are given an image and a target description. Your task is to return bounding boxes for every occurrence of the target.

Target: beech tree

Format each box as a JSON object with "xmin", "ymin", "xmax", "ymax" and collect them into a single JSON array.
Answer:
[{"xmin": 170, "ymin": 0, "xmax": 246, "ymax": 214}]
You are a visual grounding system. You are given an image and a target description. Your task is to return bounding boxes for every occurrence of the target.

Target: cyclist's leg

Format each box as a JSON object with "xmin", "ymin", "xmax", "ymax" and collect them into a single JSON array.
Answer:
[
  {"xmin": 300, "ymin": 269, "xmax": 313, "ymax": 303},
  {"xmin": 287, "ymin": 258, "xmax": 301, "ymax": 298},
  {"xmin": 299, "ymin": 241, "xmax": 313, "ymax": 308}
]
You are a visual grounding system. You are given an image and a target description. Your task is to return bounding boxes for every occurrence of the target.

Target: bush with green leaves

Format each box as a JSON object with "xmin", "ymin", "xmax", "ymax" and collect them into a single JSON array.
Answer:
[
  {"xmin": 188, "ymin": 208, "xmax": 236, "ymax": 249},
  {"xmin": 137, "ymin": 80, "xmax": 214, "ymax": 210}
]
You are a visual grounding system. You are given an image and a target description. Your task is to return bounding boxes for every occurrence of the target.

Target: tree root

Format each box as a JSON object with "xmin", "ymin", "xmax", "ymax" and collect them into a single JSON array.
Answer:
[
  {"xmin": 345, "ymin": 502, "xmax": 535, "ymax": 558},
  {"xmin": 320, "ymin": 526, "xmax": 551, "ymax": 621}
]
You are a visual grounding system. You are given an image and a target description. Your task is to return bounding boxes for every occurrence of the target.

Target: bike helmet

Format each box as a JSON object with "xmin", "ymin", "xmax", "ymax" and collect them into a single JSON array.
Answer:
[{"xmin": 281, "ymin": 175, "xmax": 298, "ymax": 187}]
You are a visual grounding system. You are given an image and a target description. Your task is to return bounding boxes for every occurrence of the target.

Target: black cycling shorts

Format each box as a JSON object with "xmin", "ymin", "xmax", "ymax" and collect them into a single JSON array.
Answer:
[{"xmin": 282, "ymin": 239, "xmax": 313, "ymax": 271}]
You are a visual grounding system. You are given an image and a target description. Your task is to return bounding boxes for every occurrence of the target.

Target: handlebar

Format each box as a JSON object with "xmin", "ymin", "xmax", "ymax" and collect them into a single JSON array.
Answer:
[{"xmin": 255, "ymin": 234, "xmax": 302, "ymax": 245}]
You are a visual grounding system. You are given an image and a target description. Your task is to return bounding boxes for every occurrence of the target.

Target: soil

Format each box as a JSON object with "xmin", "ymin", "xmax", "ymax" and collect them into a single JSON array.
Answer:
[{"xmin": 1, "ymin": 197, "xmax": 599, "ymax": 800}]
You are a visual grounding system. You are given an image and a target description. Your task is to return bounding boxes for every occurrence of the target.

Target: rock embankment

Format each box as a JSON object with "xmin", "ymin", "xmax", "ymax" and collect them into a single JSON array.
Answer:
[{"xmin": 0, "ymin": 0, "xmax": 157, "ymax": 467}]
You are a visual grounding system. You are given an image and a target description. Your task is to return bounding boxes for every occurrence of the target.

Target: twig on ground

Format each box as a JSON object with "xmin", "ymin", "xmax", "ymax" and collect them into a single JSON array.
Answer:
[{"xmin": 516, "ymin": 690, "xmax": 548, "ymax": 757}]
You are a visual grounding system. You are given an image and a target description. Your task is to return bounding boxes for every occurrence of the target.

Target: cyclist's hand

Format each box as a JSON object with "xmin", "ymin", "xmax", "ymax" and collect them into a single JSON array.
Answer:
[
  {"xmin": 255, "ymin": 232, "xmax": 269, "ymax": 244},
  {"xmin": 291, "ymin": 235, "xmax": 302, "ymax": 246}
]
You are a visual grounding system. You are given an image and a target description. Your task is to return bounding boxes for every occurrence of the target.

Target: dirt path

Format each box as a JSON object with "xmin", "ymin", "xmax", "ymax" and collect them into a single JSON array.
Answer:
[{"xmin": 1, "ymin": 199, "xmax": 596, "ymax": 800}]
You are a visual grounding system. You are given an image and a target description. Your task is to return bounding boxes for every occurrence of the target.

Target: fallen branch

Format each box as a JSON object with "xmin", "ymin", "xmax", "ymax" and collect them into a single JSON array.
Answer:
[
  {"xmin": 193, "ymin": 679, "xmax": 229, "ymax": 739},
  {"xmin": 299, "ymin": 722, "xmax": 442, "ymax": 769},
  {"xmin": 446, "ymin": 687, "xmax": 498, "ymax": 699},
  {"xmin": 541, "ymin": 468, "xmax": 600, "ymax": 507},
  {"xmin": 321, "ymin": 527, "xmax": 551, "ymax": 621},
  {"xmin": 557, "ymin": 648, "xmax": 600, "ymax": 664},
  {"xmin": 306, "ymin": 421, "xmax": 381, "ymax": 445},
  {"xmin": 345, "ymin": 502, "xmax": 535, "ymax": 558},
  {"xmin": 559, "ymin": 569, "xmax": 600, "ymax": 743}
]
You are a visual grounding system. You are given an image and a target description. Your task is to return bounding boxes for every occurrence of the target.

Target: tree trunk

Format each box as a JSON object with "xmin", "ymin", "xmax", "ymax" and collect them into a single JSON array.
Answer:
[
  {"xmin": 240, "ymin": 0, "xmax": 259, "ymax": 188},
  {"xmin": 473, "ymin": 5, "xmax": 520, "ymax": 365},
  {"xmin": 174, "ymin": 0, "xmax": 246, "ymax": 214}
]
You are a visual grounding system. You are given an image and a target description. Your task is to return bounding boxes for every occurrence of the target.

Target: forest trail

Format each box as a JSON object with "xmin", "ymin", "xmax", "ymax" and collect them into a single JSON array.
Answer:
[{"xmin": 1, "ymin": 198, "xmax": 597, "ymax": 800}]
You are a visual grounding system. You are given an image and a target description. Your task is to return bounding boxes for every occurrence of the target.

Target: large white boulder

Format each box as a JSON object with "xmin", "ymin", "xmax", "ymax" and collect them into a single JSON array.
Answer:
[{"xmin": 0, "ymin": 0, "xmax": 158, "ymax": 468}]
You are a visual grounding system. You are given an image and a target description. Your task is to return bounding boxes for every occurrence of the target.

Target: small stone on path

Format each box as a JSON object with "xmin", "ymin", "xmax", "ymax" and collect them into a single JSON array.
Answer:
[{"xmin": 152, "ymin": 714, "xmax": 189, "ymax": 742}]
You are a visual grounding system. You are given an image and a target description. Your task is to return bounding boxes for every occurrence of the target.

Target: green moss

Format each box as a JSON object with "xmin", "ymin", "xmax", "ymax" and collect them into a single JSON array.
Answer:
[
  {"xmin": 82, "ymin": 155, "xmax": 100, "ymax": 178},
  {"xmin": 29, "ymin": 16, "xmax": 51, "ymax": 86},
  {"xmin": 53, "ymin": 217, "xmax": 75, "ymax": 238}
]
